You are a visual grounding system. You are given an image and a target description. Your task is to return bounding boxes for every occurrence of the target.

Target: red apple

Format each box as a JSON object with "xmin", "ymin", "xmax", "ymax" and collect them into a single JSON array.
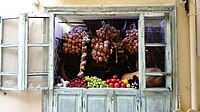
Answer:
[
  {"xmin": 106, "ymin": 79, "xmax": 111, "ymax": 84},
  {"xmin": 114, "ymin": 83, "xmax": 120, "ymax": 88},
  {"xmin": 118, "ymin": 80, "xmax": 123, "ymax": 85},
  {"xmin": 112, "ymin": 75, "xmax": 118, "ymax": 79},
  {"xmin": 109, "ymin": 83, "xmax": 114, "ymax": 88},
  {"xmin": 121, "ymin": 83, "xmax": 126, "ymax": 88},
  {"xmin": 111, "ymin": 79, "xmax": 117, "ymax": 83},
  {"xmin": 116, "ymin": 79, "xmax": 120, "ymax": 82}
]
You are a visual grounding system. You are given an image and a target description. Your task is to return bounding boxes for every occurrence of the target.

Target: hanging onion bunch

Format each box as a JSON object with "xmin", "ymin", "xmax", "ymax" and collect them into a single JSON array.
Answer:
[
  {"xmin": 63, "ymin": 27, "xmax": 90, "ymax": 54},
  {"xmin": 91, "ymin": 39, "xmax": 110, "ymax": 63},
  {"xmin": 90, "ymin": 21, "xmax": 119, "ymax": 63},
  {"xmin": 95, "ymin": 21, "xmax": 119, "ymax": 41},
  {"xmin": 122, "ymin": 24, "xmax": 138, "ymax": 54}
]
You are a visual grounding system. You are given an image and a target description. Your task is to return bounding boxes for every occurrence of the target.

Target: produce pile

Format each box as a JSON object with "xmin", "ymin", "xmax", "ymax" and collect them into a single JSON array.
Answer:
[
  {"xmin": 122, "ymin": 24, "xmax": 138, "ymax": 54},
  {"xmin": 65, "ymin": 75, "xmax": 139, "ymax": 89},
  {"xmin": 58, "ymin": 22, "xmax": 140, "ymax": 89},
  {"xmin": 91, "ymin": 22, "xmax": 119, "ymax": 63}
]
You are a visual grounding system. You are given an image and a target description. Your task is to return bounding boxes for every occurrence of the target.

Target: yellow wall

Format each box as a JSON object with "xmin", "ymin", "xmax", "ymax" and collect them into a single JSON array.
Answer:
[
  {"xmin": 0, "ymin": 91, "xmax": 42, "ymax": 112},
  {"xmin": 0, "ymin": 0, "xmax": 199, "ymax": 112}
]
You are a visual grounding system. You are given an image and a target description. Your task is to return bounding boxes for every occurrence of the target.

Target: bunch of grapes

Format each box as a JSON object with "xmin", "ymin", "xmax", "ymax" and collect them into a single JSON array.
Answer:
[
  {"xmin": 85, "ymin": 76, "xmax": 109, "ymax": 88},
  {"xmin": 63, "ymin": 27, "xmax": 90, "ymax": 54},
  {"xmin": 68, "ymin": 77, "xmax": 87, "ymax": 88},
  {"xmin": 123, "ymin": 25, "xmax": 138, "ymax": 54}
]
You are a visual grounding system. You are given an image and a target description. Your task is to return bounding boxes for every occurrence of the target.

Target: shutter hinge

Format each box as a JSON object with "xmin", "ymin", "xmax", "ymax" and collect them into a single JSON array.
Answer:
[{"xmin": 0, "ymin": 88, "xmax": 7, "ymax": 95}]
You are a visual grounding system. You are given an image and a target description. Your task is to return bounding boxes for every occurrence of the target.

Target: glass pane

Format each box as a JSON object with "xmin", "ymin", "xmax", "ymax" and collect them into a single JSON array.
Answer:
[
  {"xmin": 28, "ymin": 47, "xmax": 48, "ymax": 72},
  {"xmin": 28, "ymin": 18, "xmax": 49, "ymax": 43},
  {"xmin": 28, "ymin": 75, "xmax": 48, "ymax": 89},
  {"xmin": 145, "ymin": 17, "xmax": 165, "ymax": 43},
  {"xmin": 2, "ymin": 19, "xmax": 18, "ymax": 44},
  {"xmin": 2, "ymin": 76, "xmax": 18, "ymax": 88},
  {"xmin": 2, "ymin": 47, "xmax": 18, "ymax": 72},
  {"xmin": 146, "ymin": 76, "xmax": 165, "ymax": 88},
  {"xmin": 145, "ymin": 47, "xmax": 165, "ymax": 72}
]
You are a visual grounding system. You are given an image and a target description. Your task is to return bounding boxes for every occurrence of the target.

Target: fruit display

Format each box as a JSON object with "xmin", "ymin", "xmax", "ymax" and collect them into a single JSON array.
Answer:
[
  {"xmin": 122, "ymin": 24, "xmax": 138, "ymax": 54},
  {"xmin": 85, "ymin": 76, "xmax": 109, "ymax": 88},
  {"xmin": 106, "ymin": 75, "xmax": 130, "ymax": 88},
  {"xmin": 56, "ymin": 21, "xmax": 141, "ymax": 89},
  {"xmin": 68, "ymin": 77, "xmax": 87, "ymax": 88},
  {"xmin": 63, "ymin": 27, "xmax": 90, "ymax": 54}
]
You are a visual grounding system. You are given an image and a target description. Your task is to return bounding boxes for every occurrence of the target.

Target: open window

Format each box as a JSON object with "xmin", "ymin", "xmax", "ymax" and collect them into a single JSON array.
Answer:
[
  {"xmin": 139, "ymin": 13, "xmax": 172, "ymax": 90},
  {"xmin": 0, "ymin": 14, "xmax": 50, "ymax": 90},
  {"xmin": 53, "ymin": 14, "xmax": 140, "ymax": 88},
  {"xmin": 0, "ymin": 16, "xmax": 21, "ymax": 90},
  {"xmin": 25, "ymin": 14, "xmax": 50, "ymax": 90}
]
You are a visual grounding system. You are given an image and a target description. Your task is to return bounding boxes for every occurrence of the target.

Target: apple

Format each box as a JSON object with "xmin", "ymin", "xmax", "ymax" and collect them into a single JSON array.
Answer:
[
  {"xmin": 116, "ymin": 79, "xmax": 120, "ymax": 82},
  {"xmin": 106, "ymin": 79, "xmax": 111, "ymax": 84},
  {"xmin": 111, "ymin": 79, "xmax": 117, "ymax": 83},
  {"xmin": 121, "ymin": 83, "xmax": 126, "ymax": 88},
  {"xmin": 109, "ymin": 83, "xmax": 114, "ymax": 88},
  {"xmin": 112, "ymin": 75, "xmax": 118, "ymax": 79},
  {"xmin": 118, "ymin": 80, "xmax": 123, "ymax": 85},
  {"xmin": 114, "ymin": 83, "xmax": 120, "ymax": 88}
]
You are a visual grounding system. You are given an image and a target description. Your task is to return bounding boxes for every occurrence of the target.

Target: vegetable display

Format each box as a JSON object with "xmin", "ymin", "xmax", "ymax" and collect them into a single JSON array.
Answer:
[
  {"xmin": 91, "ymin": 22, "xmax": 119, "ymax": 63},
  {"xmin": 63, "ymin": 27, "xmax": 90, "ymax": 54},
  {"xmin": 122, "ymin": 24, "xmax": 138, "ymax": 54}
]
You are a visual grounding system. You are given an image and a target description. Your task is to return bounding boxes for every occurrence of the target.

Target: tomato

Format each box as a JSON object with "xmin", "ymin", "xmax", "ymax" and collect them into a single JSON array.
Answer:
[
  {"xmin": 114, "ymin": 83, "xmax": 120, "ymax": 88},
  {"xmin": 116, "ymin": 79, "xmax": 120, "ymax": 82},
  {"xmin": 112, "ymin": 75, "xmax": 118, "ymax": 79},
  {"xmin": 111, "ymin": 79, "xmax": 117, "ymax": 83},
  {"xmin": 118, "ymin": 80, "xmax": 123, "ymax": 85},
  {"xmin": 106, "ymin": 79, "xmax": 111, "ymax": 84},
  {"xmin": 121, "ymin": 83, "xmax": 126, "ymax": 88},
  {"xmin": 109, "ymin": 83, "xmax": 114, "ymax": 88}
]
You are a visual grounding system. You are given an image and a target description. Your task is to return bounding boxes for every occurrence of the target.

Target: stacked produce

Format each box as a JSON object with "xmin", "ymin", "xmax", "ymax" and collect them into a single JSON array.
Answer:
[
  {"xmin": 68, "ymin": 77, "xmax": 87, "ymax": 88},
  {"xmin": 63, "ymin": 27, "xmax": 90, "ymax": 54},
  {"xmin": 106, "ymin": 75, "xmax": 131, "ymax": 88},
  {"xmin": 85, "ymin": 76, "xmax": 109, "ymax": 88},
  {"xmin": 91, "ymin": 22, "xmax": 119, "ymax": 63},
  {"xmin": 122, "ymin": 24, "xmax": 138, "ymax": 54}
]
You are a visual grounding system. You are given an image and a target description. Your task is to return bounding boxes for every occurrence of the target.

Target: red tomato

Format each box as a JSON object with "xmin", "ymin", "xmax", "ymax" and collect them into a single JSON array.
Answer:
[
  {"xmin": 121, "ymin": 83, "xmax": 126, "ymax": 88},
  {"xmin": 114, "ymin": 83, "xmax": 120, "ymax": 88},
  {"xmin": 118, "ymin": 80, "xmax": 123, "ymax": 85},
  {"xmin": 106, "ymin": 79, "xmax": 111, "ymax": 84},
  {"xmin": 116, "ymin": 79, "xmax": 120, "ymax": 82},
  {"xmin": 112, "ymin": 75, "xmax": 118, "ymax": 79},
  {"xmin": 111, "ymin": 79, "xmax": 117, "ymax": 83},
  {"xmin": 109, "ymin": 83, "xmax": 114, "ymax": 88}
]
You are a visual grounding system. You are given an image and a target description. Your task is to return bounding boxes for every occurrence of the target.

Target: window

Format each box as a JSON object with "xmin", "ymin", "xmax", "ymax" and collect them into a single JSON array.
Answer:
[{"xmin": 0, "ymin": 14, "xmax": 50, "ymax": 90}]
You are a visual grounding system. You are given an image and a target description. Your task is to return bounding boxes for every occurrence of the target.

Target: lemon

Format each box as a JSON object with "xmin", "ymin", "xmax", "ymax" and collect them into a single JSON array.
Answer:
[
  {"xmin": 126, "ymin": 84, "xmax": 131, "ymax": 88},
  {"xmin": 123, "ymin": 79, "xmax": 129, "ymax": 84}
]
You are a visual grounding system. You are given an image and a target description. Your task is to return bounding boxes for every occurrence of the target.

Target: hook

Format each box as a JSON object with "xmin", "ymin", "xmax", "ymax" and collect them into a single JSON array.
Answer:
[{"xmin": 0, "ymin": 89, "xmax": 7, "ymax": 95}]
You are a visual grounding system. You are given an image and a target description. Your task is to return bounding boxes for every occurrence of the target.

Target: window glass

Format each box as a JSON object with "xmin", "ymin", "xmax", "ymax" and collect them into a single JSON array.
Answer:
[
  {"xmin": 145, "ymin": 17, "xmax": 165, "ymax": 43},
  {"xmin": 28, "ymin": 47, "xmax": 48, "ymax": 72},
  {"xmin": 2, "ymin": 47, "xmax": 18, "ymax": 72},
  {"xmin": 2, "ymin": 18, "xmax": 18, "ymax": 44}
]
